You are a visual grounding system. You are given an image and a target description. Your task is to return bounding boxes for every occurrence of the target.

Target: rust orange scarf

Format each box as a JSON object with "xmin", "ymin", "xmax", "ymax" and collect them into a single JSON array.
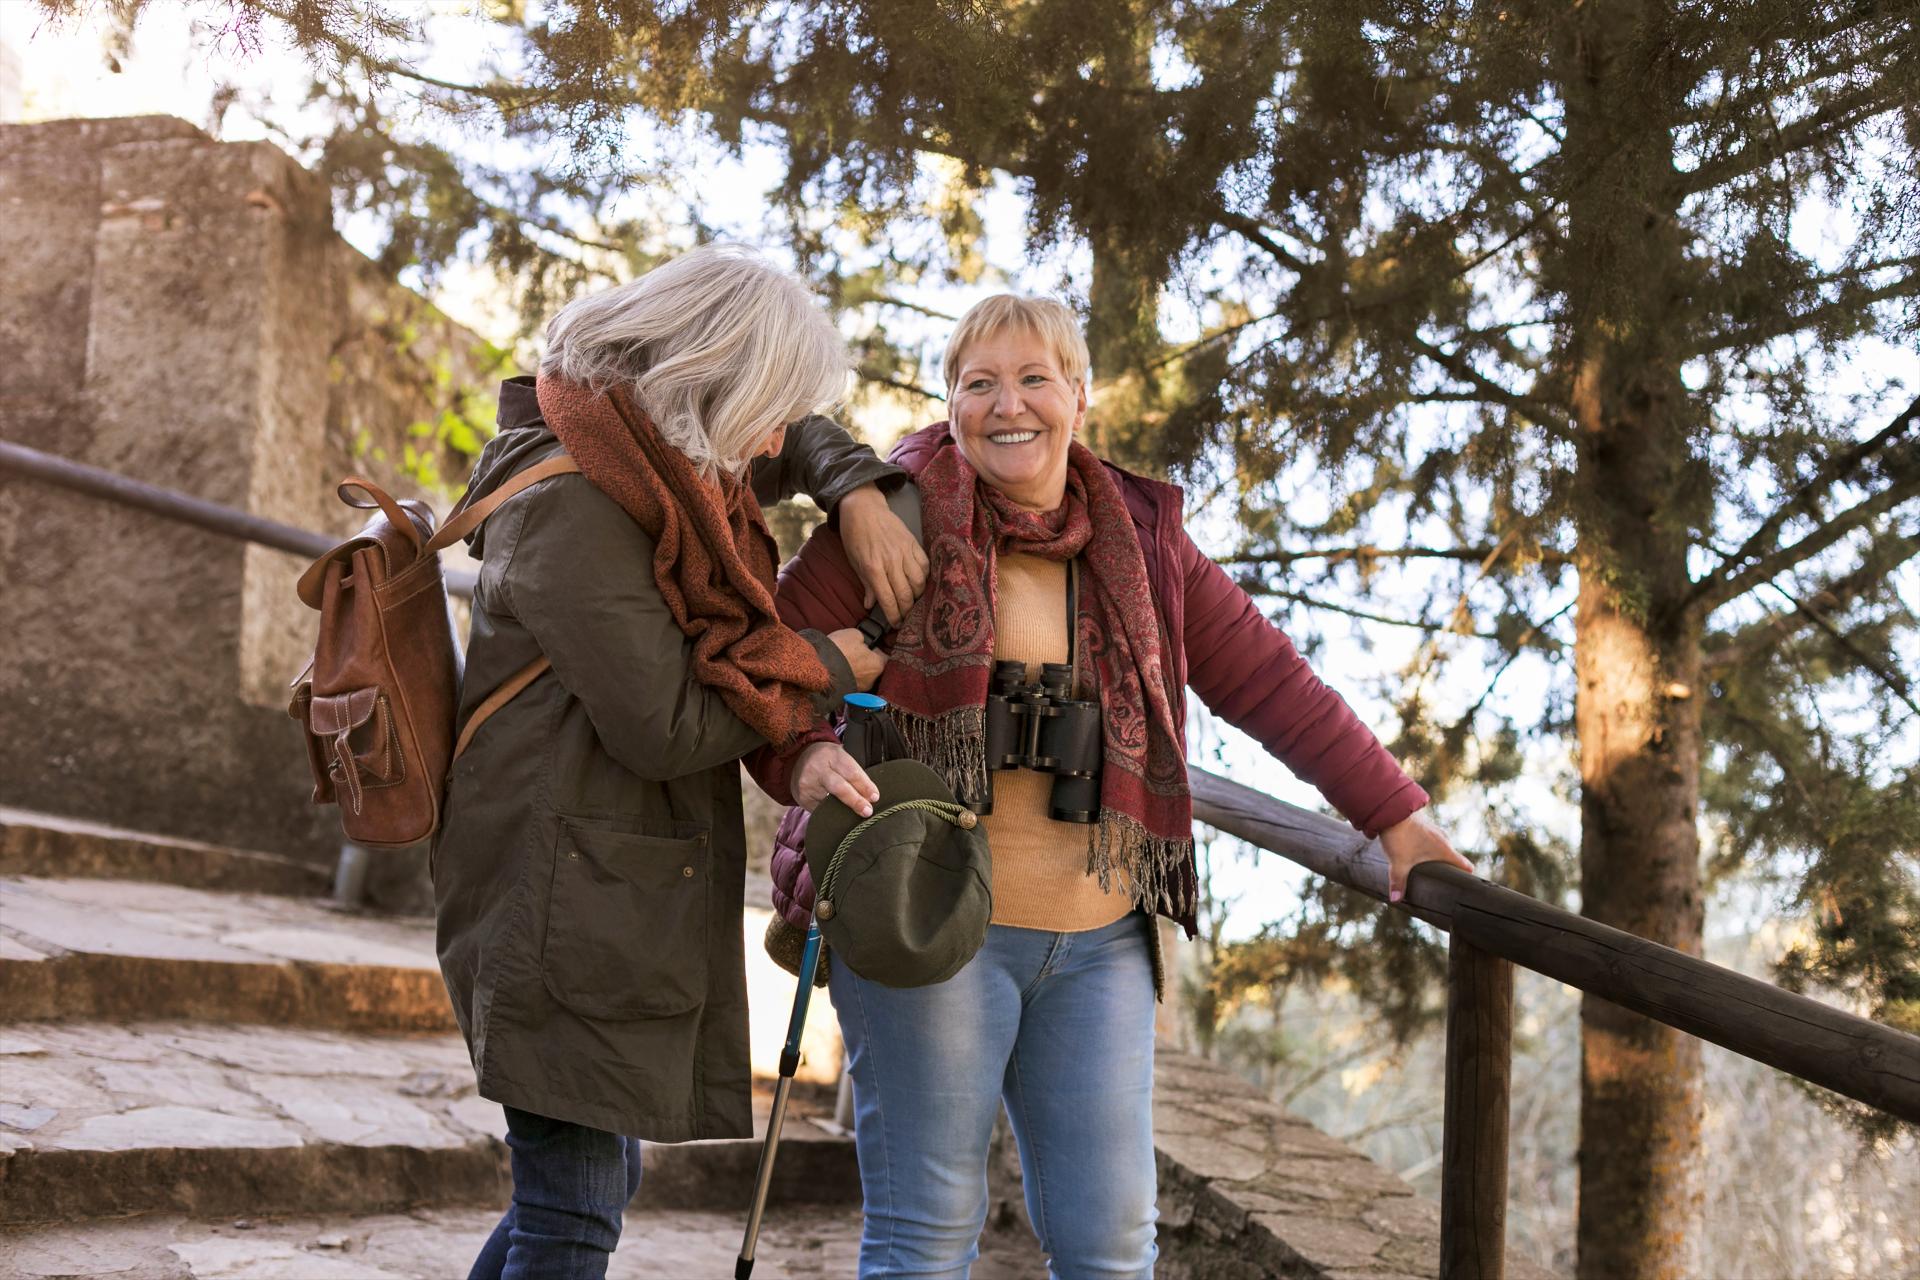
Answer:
[{"xmin": 535, "ymin": 373, "xmax": 829, "ymax": 747}]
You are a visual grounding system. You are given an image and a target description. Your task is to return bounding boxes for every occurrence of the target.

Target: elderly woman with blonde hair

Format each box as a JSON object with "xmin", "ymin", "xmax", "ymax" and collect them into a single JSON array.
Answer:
[
  {"xmin": 753, "ymin": 294, "xmax": 1473, "ymax": 1279},
  {"xmin": 434, "ymin": 243, "xmax": 923, "ymax": 1280}
]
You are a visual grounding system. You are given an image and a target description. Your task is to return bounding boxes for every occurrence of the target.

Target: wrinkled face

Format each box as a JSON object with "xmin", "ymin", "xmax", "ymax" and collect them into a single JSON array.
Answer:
[{"xmin": 949, "ymin": 328, "xmax": 1086, "ymax": 511}]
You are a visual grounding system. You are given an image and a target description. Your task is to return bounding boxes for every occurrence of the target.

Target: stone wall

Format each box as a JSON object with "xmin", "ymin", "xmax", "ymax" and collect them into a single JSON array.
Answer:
[{"xmin": 0, "ymin": 115, "xmax": 498, "ymax": 866}]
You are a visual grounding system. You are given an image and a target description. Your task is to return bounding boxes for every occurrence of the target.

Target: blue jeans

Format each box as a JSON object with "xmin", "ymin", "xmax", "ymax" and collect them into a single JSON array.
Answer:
[
  {"xmin": 468, "ymin": 1105, "xmax": 644, "ymax": 1280},
  {"xmin": 830, "ymin": 911, "xmax": 1159, "ymax": 1279}
]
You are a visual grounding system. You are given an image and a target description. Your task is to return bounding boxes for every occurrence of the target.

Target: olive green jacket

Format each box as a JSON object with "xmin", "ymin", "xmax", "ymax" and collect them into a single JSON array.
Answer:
[{"xmin": 433, "ymin": 376, "xmax": 899, "ymax": 1141}]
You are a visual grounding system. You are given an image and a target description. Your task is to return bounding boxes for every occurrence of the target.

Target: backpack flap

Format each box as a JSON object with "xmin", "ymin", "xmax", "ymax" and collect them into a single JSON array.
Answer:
[
  {"xmin": 308, "ymin": 686, "xmax": 403, "ymax": 817},
  {"xmin": 295, "ymin": 478, "xmax": 432, "ymax": 610}
]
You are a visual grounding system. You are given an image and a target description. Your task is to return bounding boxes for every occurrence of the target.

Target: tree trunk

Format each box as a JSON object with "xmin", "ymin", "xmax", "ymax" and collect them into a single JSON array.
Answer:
[
  {"xmin": 1557, "ymin": 6, "xmax": 1710, "ymax": 1277},
  {"xmin": 1081, "ymin": 5, "xmax": 1164, "ymax": 470},
  {"xmin": 1086, "ymin": 232, "xmax": 1162, "ymax": 462}
]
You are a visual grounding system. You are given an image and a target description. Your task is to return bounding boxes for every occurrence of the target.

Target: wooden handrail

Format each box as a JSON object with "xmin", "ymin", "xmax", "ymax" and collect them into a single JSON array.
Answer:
[{"xmin": 1189, "ymin": 763, "xmax": 1920, "ymax": 1123}]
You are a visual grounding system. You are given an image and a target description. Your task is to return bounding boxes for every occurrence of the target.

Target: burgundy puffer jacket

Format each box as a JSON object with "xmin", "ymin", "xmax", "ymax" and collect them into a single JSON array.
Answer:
[{"xmin": 747, "ymin": 424, "xmax": 1430, "ymax": 938}]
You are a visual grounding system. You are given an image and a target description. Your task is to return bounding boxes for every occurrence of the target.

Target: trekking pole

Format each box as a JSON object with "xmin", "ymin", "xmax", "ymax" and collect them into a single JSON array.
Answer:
[
  {"xmin": 739, "ymin": 692, "xmax": 902, "ymax": 1277},
  {"xmin": 736, "ymin": 917, "xmax": 825, "ymax": 1280}
]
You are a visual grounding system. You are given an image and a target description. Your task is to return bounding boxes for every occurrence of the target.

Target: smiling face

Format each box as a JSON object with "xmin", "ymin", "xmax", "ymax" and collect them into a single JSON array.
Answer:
[{"xmin": 948, "ymin": 327, "xmax": 1087, "ymax": 511}]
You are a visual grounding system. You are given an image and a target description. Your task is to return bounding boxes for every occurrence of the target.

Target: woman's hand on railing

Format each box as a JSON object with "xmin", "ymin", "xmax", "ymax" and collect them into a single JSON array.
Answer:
[
  {"xmin": 792, "ymin": 741, "xmax": 879, "ymax": 817},
  {"xmin": 1379, "ymin": 808, "xmax": 1473, "ymax": 903}
]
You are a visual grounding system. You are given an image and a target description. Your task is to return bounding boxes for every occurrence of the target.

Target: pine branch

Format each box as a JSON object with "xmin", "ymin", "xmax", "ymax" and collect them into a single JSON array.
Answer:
[
  {"xmin": 1674, "ymin": 78, "xmax": 1909, "ymax": 197},
  {"xmin": 1406, "ymin": 337, "xmax": 1572, "ymax": 437},
  {"xmin": 1703, "ymin": 532, "xmax": 1920, "ymax": 671},
  {"xmin": 857, "ymin": 372, "xmax": 945, "ymax": 402},
  {"xmin": 1696, "ymin": 474, "xmax": 1920, "ymax": 615},
  {"xmin": 1687, "ymin": 397, "xmax": 1920, "ymax": 612},
  {"xmin": 1692, "ymin": 271, "xmax": 1920, "ymax": 354},
  {"xmin": 1759, "ymin": 582, "xmax": 1920, "ymax": 719},
  {"xmin": 1679, "ymin": 26, "xmax": 1914, "ymax": 130},
  {"xmin": 254, "ymin": 1, "xmax": 540, "ymax": 107},
  {"xmin": 1221, "ymin": 544, "xmax": 1571, "ymax": 567},
  {"xmin": 1452, "ymin": 598, "xmax": 1579, "ymax": 729},
  {"xmin": 862, "ymin": 293, "xmax": 958, "ymax": 322},
  {"xmin": 1146, "ymin": 309, "xmax": 1286, "ymax": 372},
  {"xmin": 1229, "ymin": 580, "xmax": 1505, "ymax": 639},
  {"xmin": 1213, "ymin": 208, "xmax": 1308, "ymax": 272}
]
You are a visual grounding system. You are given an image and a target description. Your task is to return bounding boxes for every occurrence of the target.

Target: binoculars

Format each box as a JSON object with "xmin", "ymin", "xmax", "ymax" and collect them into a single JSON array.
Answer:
[{"xmin": 975, "ymin": 660, "xmax": 1103, "ymax": 823}]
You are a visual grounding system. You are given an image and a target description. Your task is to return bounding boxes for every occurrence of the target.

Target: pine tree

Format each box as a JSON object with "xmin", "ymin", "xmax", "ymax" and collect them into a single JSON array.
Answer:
[{"xmin": 42, "ymin": 2, "xmax": 1919, "ymax": 1272}]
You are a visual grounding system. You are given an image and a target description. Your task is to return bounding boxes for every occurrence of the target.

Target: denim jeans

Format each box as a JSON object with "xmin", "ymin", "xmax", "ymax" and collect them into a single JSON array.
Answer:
[
  {"xmin": 830, "ymin": 911, "xmax": 1159, "ymax": 1280},
  {"xmin": 467, "ymin": 1105, "xmax": 644, "ymax": 1280}
]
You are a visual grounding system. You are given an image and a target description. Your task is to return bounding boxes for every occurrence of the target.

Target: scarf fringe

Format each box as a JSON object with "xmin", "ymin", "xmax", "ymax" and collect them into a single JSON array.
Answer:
[
  {"xmin": 1088, "ymin": 808, "xmax": 1194, "ymax": 919},
  {"xmin": 892, "ymin": 705, "xmax": 991, "ymax": 804}
]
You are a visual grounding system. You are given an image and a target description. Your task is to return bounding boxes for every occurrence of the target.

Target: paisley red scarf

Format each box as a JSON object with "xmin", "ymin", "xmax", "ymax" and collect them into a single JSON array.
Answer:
[{"xmin": 879, "ymin": 435, "xmax": 1194, "ymax": 914}]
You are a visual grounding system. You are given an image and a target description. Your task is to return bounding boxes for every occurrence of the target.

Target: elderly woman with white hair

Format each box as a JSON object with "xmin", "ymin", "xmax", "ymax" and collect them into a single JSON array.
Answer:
[{"xmin": 434, "ymin": 243, "xmax": 921, "ymax": 1280}]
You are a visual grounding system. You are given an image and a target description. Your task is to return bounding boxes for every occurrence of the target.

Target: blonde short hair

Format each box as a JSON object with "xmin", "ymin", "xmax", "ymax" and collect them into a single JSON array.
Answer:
[
  {"xmin": 942, "ymin": 295, "xmax": 1091, "ymax": 393},
  {"xmin": 540, "ymin": 244, "xmax": 850, "ymax": 478}
]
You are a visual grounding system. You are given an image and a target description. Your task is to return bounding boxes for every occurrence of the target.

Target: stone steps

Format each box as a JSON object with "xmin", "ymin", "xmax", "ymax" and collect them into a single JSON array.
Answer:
[
  {"xmin": 0, "ymin": 877, "xmax": 451, "ymax": 1032},
  {"xmin": 0, "ymin": 1021, "xmax": 857, "ymax": 1228},
  {"xmin": 0, "ymin": 1203, "xmax": 1045, "ymax": 1279},
  {"xmin": 0, "ymin": 809, "xmax": 330, "ymax": 898},
  {"xmin": 0, "ymin": 820, "xmax": 1529, "ymax": 1278}
]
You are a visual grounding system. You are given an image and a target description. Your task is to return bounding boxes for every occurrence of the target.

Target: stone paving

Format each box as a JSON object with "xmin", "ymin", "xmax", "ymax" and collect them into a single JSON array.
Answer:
[
  {"xmin": 1148, "ymin": 1051, "xmax": 1555, "ymax": 1280},
  {"xmin": 0, "ymin": 809, "xmax": 1555, "ymax": 1279},
  {"xmin": 0, "ymin": 1021, "xmax": 856, "ymax": 1229},
  {"xmin": 0, "ymin": 876, "xmax": 452, "ymax": 1032},
  {"xmin": 0, "ymin": 1204, "xmax": 1051, "ymax": 1279},
  {"xmin": 0, "ymin": 808, "xmax": 328, "ymax": 898}
]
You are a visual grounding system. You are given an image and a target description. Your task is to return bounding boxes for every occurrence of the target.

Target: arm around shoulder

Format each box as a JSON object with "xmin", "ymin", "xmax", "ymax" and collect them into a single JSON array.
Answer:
[{"xmin": 750, "ymin": 414, "xmax": 904, "ymax": 512}]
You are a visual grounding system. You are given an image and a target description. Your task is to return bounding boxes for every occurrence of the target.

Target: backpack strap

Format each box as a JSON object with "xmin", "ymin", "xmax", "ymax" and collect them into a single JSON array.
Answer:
[
  {"xmin": 854, "ymin": 481, "xmax": 922, "ymax": 648},
  {"xmin": 439, "ymin": 453, "xmax": 583, "ymax": 762},
  {"xmin": 424, "ymin": 453, "xmax": 581, "ymax": 556},
  {"xmin": 336, "ymin": 477, "xmax": 425, "ymax": 551},
  {"xmin": 454, "ymin": 654, "xmax": 552, "ymax": 762},
  {"xmin": 295, "ymin": 455, "xmax": 583, "ymax": 608}
]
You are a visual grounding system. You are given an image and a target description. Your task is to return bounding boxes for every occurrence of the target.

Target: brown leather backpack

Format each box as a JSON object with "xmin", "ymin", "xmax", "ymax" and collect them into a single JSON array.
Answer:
[{"xmin": 289, "ymin": 455, "xmax": 579, "ymax": 847}]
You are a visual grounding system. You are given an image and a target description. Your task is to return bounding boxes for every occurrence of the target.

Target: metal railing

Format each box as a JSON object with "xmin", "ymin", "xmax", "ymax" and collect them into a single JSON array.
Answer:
[
  {"xmin": 0, "ymin": 439, "xmax": 478, "ymax": 597},
  {"xmin": 10, "ymin": 439, "xmax": 1919, "ymax": 1278}
]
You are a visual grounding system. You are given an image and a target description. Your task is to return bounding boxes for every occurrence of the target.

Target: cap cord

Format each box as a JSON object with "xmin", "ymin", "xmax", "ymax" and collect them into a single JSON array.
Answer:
[{"xmin": 815, "ymin": 798, "xmax": 975, "ymax": 919}]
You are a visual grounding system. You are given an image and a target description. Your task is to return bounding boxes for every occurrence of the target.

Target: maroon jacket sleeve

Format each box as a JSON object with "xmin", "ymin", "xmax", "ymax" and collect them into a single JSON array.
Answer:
[
  {"xmin": 743, "ymin": 526, "xmax": 872, "ymax": 803},
  {"xmin": 1179, "ymin": 529, "xmax": 1429, "ymax": 838}
]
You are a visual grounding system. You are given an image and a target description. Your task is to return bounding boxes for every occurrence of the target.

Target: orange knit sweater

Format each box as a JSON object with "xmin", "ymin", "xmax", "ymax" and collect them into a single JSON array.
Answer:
[{"xmin": 980, "ymin": 553, "xmax": 1134, "ymax": 932}]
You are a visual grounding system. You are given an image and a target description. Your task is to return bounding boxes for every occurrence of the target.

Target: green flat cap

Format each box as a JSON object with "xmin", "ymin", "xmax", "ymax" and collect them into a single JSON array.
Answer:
[{"xmin": 804, "ymin": 759, "xmax": 993, "ymax": 988}]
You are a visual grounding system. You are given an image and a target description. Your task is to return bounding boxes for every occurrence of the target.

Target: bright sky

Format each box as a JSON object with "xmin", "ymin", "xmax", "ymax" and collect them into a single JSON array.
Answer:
[{"xmin": 6, "ymin": 1, "xmax": 1911, "ymax": 946}]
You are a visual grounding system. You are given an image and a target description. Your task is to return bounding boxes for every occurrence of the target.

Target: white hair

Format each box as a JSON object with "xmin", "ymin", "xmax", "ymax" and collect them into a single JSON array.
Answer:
[{"xmin": 539, "ymin": 243, "xmax": 850, "ymax": 478}]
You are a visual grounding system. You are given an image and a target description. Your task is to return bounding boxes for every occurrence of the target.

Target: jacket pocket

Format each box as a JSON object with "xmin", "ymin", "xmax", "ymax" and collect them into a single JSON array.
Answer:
[{"xmin": 541, "ymin": 818, "xmax": 710, "ymax": 1020}]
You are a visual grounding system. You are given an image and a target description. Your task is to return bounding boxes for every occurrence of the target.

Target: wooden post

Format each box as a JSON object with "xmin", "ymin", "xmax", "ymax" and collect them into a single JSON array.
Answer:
[{"xmin": 1440, "ymin": 935, "xmax": 1513, "ymax": 1280}]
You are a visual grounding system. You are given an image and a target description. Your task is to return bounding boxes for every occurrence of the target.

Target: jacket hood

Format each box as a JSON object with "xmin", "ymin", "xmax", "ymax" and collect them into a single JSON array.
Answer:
[
  {"xmin": 887, "ymin": 422, "xmax": 952, "ymax": 477},
  {"xmin": 462, "ymin": 376, "xmax": 561, "ymax": 557}
]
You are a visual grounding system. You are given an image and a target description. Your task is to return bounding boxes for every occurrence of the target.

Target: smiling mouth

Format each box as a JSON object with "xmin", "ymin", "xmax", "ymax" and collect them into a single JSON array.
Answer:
[{"xmin": 989, "ymin": 430, "xmax": 1040, "ymax": 445}]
